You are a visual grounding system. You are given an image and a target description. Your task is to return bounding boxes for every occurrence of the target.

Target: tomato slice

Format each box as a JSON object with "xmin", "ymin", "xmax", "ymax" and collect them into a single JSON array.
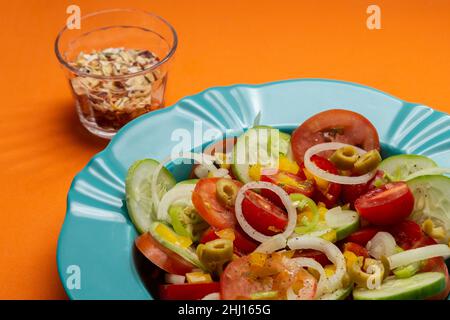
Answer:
[
  {"xmin": 260, "ymin": 171, "xmax": 314, "ymax": 207},
  {"xmin": 192, "ymin": 178, "xmax": 242, "ymax": 229},
  {"xmin": 421, "ymin": 257, "xmax": 450, "ymax": 300},
  {"xmin": 241, "ymin": 190, "xmax": 288, "ymax": 235},
  {"xmin": 300, "ymin": 155, "xmax": 341, "ymax": 208},
  {"xmin": 159, "ymin": 282, "xmax": 220, "ymax": 300},
  {"xmin": 295, "ymin": 249, "xmax": 331, "ymax": 266},
  {"xmin": 387, "ymin": 220, "xmax": 423, "ymax": 250},
  {"xmin": 343, "ymin": 242, "xmax": 369, "ymax": 258},
  {"xmin": 291, "ymin": 109, "xmax": 380, "ymax": 163},
  {"xmin": 199, "ymin": 227, "xmax": 258, "ymax": 255},
  {"xmin": 135, "ymin": 233, "xmax": 195, "ymax": 275},
  {"xmin": 354, "ymin": 182, "xmax": 414, "ymax": 225},
  {"xmin": 342, "ymin": 170, "xmax": 384, "ymax": 208},
  {"xmin": 220, "ymin": 255, "xmax": 317, "ymax": 300},
  {"xmin": 344, "ymin": 227, "xmax": 382, "ymax": 246}
]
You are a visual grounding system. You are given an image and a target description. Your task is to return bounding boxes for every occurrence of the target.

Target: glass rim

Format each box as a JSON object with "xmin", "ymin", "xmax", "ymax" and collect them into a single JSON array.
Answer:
[{"xmin": 54, "ymin": 8, "xmax": 178, "ymax": 80}]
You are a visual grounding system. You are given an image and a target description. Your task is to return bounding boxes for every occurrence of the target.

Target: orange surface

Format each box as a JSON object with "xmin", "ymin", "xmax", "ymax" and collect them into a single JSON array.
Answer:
[{"xmin": 0, "ymin": 0, "xmax": 449, "ymax": 299}]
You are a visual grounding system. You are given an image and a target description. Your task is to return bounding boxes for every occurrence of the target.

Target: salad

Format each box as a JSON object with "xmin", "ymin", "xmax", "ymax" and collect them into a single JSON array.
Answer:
[{"xmin": 126, "ymin": 109, "xmax": 450, "ymax": 300}]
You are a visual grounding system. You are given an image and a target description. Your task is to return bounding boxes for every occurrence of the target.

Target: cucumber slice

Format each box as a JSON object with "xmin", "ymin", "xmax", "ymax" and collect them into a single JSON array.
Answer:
[
  {"xmin": 335, "ymin": 212, "xmax": 360, "ymax": 241},
  {"xmin": 125, "ymin": 159, "xmax": 176, "ymax": 233},
  {"xmin": 378, "ymin": 155, "xmax": 437, "ymax": 181},
  {"xmin": 232, "ymin": 127, "xmax": 282, "ymax": 183},
  {"xmin": 353, "ymin": 272, "xmax": 446, "ymax": 300},
  {"xmin": 252, "ymin": 125, "xmax": 291, "ymax": 155},
  {"xmin": 407, "ymin": 175, "xmax": 450, "ymax": 242},
  {"xmin": 320, "ymin": 285, "xmax": 353, "ymax": 300},
  {"xmin": 149, "ymin": 222, "xmax": 206, "ymax": 270}
]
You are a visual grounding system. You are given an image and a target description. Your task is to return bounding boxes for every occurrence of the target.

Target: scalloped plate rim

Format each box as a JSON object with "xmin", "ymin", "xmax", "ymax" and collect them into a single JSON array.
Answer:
[{"xmin": 57, "ymin": 78, "xmax": 449, "ymax": 300}]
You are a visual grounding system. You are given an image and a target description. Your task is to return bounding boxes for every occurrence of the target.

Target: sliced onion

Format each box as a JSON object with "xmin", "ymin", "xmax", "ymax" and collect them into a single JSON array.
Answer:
[
  {"xmin": 151, "ymin": 152, "xmax": 215, "ymax": 211},
  {"xmin": 165, "ymin": 273, "xmax": 186, "ymax": 285},
  {"xmin": 194, "ymin": 165, "xmax": 210, "ymax": 178},
  {"xmin": 201, "ymin": 292, "xmax": 221, "ymax": 300},
  {"xmin": 157, "ymin": 184, "xmax": 196, "ymax": 222},
  {"xmin": 212, "ymin": 168, "xmax": 230, "ymax": 178},
  {"xmin": 287, "ymin": 235, "xmax": 346, "ymax": 293},
  {"xmin": 325, "ymin": 207, "xmax": 358, "ymax": 229},
  {"xmin": 235, "ymin": 181, "xmax": 297, "ymax": 242},
  {"xmin": 405, "ymin": 167, "xmax": 450, "ymax": 181},
  {"xmin": 366, "ymin": 232, "xmax": 397, "ymax": 259},
  {"xmin": 304, "ymin": 142, "xmax": 376, "ymax": 184},
  {"xmin": 387, "ymin": 244, "xmax": 450, "ymax": 270},
  {"xmin": 255, "ymin": 234, "xmax": 287, "ymax": 253},
  {"xmin": 289, "ymin": 257, "xmax": 327, "ymax": 298}
]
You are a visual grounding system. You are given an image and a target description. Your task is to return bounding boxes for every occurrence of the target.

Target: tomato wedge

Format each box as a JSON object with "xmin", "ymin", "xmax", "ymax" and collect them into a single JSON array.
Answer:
[
  {"xmin": 291, "ymin": 109, "xmax": 380, "ymax": 163},
  {"xmin": 199, "ymin": 227, "xmax": 258, "ymax": 255},
  {"xmin": 159, "ymin": 282, "xmax": 220, "ymax": 300},
  {"xmin": 387, "ymin": 220, "xmax": 423, "ymax": 250},
  {"xmin": 135, "ymin": 233, "xmax": 195, "ymax": 275},
  {"xmin": 342, "ymin": 170, "xmax": 384, "ymax": 208},
  {"xmin": 343, "ymin": 242, "xmax": 369, "ymax": 258},
  {"xmin": 241, "ymin": 190, "xmax": 288, "ymax": 235},
  {"xmin": 421, "ymin": 257, "xmax": 450, "ymax": 300},
  {"xmin": 295, "ymin": 249, "xmax": 331, "ymax": 266},
  {"xmin": 220, "ymin": 255, "xmax": 317, "ymax": 300},
  {"xmin": 300, "ymin": 155, "xmax": 341, "ymax": 208},
  {"xmin": 260, "ymin": 171, "xmax": 314, "ymax": 207},
  {"xmin": 344, "ymin": 227, "xmax": 382, "ymax": 246},
  {"xmin": 355, "ymin": 182, "xmax": 414, "ymax": 225},
  {"xmin": 192, "ymin": 178, "xmax": 242, "ymax": 229}
]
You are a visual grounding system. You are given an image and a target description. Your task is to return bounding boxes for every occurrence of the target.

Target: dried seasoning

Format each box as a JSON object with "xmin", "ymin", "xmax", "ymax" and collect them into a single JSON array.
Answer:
[{"xmin": 69, "ymin": 48, "xmax": 166, "ymax": 130}]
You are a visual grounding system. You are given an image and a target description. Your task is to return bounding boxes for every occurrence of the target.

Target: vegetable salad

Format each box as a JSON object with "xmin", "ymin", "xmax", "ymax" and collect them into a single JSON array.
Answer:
[{"xmin": 126, "ymin": 109, "xmax": 450, "ymax": 300}]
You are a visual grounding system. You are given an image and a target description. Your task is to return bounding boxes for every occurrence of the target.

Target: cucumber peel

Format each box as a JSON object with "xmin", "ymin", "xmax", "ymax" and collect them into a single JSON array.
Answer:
[
  {"xmin": 353, "ymin": 272, "xmax": 446, "ymax": 300},
  {"xmin": 125, "ymin": 159, "xmax": 176, "ymax": 233},
  {"xmin": 320, "ymin": 285, "xmax": 353, "ymax": 300},
  {"xmin": 378, "ymin": 154, "xmax": 437, "ymax": 181},
  {"xmin": 149, "ymin": 222, "xmax": 206, "ymax": 270}
]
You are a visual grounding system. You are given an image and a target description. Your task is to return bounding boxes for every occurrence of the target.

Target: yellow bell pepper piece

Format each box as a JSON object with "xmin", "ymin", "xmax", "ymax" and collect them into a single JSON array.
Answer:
[
  {"xmin": 320, "ymin": 229, "xmax": 337, "ymax": 243},
  {"xmin": 249, "ymin": 164, "xmax": 262, "ymax": 181},
  {"xmin": 304, "ymin": 168, "xmax": 329, "ymax": 193},
  {"xmin": 186, "ymin": 272, "xmax": 213, "ymax": 284},
  {"xmin": 318, "ymin": 206, "xmax": 328, "ymax": 221},
  {"xmin": 278, "ymin": 155, "xmax": 299, "ymax": 174},
  {"xmin": 324, "ymin": 264, "xmax": 336, "ymax": 277},
  {"xmin": 249, "ymin": 252, "xmax": 268, "ymax": 267},
  {"xmin": 154, "ymin": 223, "xmax": 192, "ymax": 248},
  {"xmin": 216, "ymin": 228, "xmax": 235, "ymax": 241}
]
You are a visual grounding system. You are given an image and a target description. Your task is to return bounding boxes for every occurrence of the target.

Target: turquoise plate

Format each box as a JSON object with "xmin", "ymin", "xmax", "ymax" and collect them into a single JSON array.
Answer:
[{"xmin": 57, "ymin": 79, "xmax": 450, "ymax": 299}]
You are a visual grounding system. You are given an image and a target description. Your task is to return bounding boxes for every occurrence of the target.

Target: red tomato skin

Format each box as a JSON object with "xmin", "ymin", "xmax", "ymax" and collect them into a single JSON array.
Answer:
[
  {"xmin": 291, "ymin": 109, "xmax": 380, "ymax": 164},
  {"xmin": 354, "ymin": 182, "xmax": 414, "ymax": 225},
  {"xmin": 343, "ymin": 242, "xmax": 369, "ymax": 258},
  {"xmin": 241, "ymin": 190, "xmax": 288, "ymax": 235},
  {"xmin": 135, "ymin": 233, "xmax": 195, "ymax": 275},
  {"xmin": 295, "ymin": 249, "xmax": 331, "ymax": 266},
  {"xmin": 260, "ymin": 172, "xmax": 314, "ymax": 207},
  {"xmin": 192, "ymin": 178, "xmax": 242, "ymax": 229},
  {"xmin": 421, "ymin": 257, "xmax": 450, "ymax": 300},
  {"xmin": 199, "ymin": 227, "xmax": 258, "ymax": 256},
  {"xmin": 387, "ymin": 220, "xmax": 423, "ymax": 250},
  {"xmin": 159, "ymin": 282, "xmax": 220, "ymax": 300},
  {"xmin": 342, "ymin": 170, "xmax": 384, "ymax": 208},
  {"xmin": 344, "ymin": 227, "xmax": 382, "ymax": 247},
  {"xmin": 302, "ymin": 155, "xmax": 341, "ymax": 208}
]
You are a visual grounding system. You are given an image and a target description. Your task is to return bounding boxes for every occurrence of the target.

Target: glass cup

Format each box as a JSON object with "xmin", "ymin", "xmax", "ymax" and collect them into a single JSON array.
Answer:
[{"xmin": 55, "ymin": 8, "xmax": 178, "ymax": 139}]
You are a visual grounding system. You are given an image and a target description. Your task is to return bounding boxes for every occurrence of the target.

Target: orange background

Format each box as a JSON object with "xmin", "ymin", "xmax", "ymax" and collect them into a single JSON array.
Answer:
[{"xmin": 0, "ymin": 0, "xmax": 449, "ymax": 299}]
